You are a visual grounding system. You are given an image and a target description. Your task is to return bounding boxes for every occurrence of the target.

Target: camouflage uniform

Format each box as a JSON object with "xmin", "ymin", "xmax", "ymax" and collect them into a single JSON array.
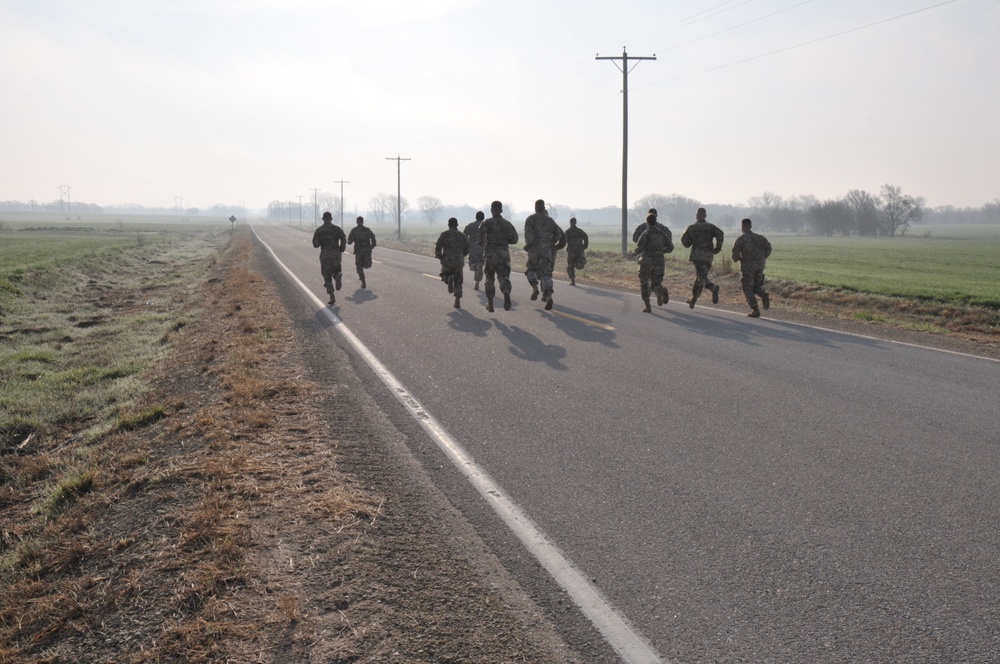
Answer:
[
  {"xmin": 463, "ymin": 217, "xmax": 485, "ymax": 288},
  {"xmin": 312, "ymin": 220, "xmax": 347, "ymax": 302},
  {"xmin": 634, "ymin": 221, "xmax": 674, "ymax": 312},
  {"xmin": 564, "ymin": 224, "xmax": 589, "ymax": 283},
  {"xmin": 347, "ymin": 223, "xmax": 377, "ymax": 287},
  {"xmin": 732, "ymin": 228, "xmax": 772, "ymax": 315},
  {"xmin": 477, "ymin": 211, "xmax": 519, "ymax": 311},
  {"xmin": 680, "ymin": 218, "xmax": 724, "ymax": 306},
  {"xmin": 436, "ymin": 226, "xmax": 470, "ymax": 306},
  {"xmin": 523, "ymin": 211, "xmax": 565, "ymax": 305}
]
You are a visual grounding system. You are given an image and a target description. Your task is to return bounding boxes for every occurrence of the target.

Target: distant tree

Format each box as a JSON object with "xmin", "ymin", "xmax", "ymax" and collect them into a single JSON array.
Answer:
[
  {"xmin": 808, "ymin": 199, "xmax": 853, "ymax": 236},
  {"xmin": 389, "ymin": 195, "xmax": 410, "ymax": 226},
  {"xmin": 632, "ymin": 193, "xmax": 700, "ymax": 228},
  {"xmin": 368, "ymin": 192, "xmax": 393, "ymax": 225},
  {"xmin": 417, "ymin": 195, "xmax": 444, "ymax": 225},
  {"xmin": 984, "ymin": 198, "xmax": 1000, "ymax": 224},
  {"xmin": 747, "ymin": 191, "xmax": 783, "ymax": 232},
  {"xmin": 877, "ymin": 184, "xmax": 925, "ymax": 236},
  {"xmin": 845, "ymin": 189, "xmax": 879, "ymax": 236}
]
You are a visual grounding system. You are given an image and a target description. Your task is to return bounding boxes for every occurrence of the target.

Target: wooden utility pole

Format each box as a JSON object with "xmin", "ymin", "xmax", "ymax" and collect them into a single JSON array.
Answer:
[
  {"xmin": 333, "ymin": 180, "xmax": 350, "ymax": 228},
  {"xmin": 386, "ymin": 155, "xmax": 411, "ymax": 239},
  {"xmin": 596, "ymin": 48, "xmax": 656, "ymax": 256}
]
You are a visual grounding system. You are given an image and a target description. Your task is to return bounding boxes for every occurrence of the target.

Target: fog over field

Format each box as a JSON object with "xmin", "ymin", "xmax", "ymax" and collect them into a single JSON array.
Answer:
[{"xmin": 1, "ymin": 0, "xmax": 998, "ymax": 216}]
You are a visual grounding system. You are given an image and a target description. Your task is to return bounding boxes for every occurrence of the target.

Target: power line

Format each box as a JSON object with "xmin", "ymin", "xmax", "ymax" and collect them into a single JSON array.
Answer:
[
  {"xmin": 636, "ymin": 0, "xmax": 963, "ymax": 89},
  {"xmin": 655, "ymin": 0, "xmax": 819, "ymax": 54}
]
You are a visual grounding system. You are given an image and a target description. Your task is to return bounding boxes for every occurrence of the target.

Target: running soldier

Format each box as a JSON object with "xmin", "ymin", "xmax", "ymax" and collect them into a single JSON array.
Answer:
[
  {"xmin": 436, "ymin": 217, "xmax": 470, "ymax": 308},
  {"xmin": 463, "ymin": 210, "xmax": 486, "ymax": 291},
  {"xmin": 312, "ymin": 211, "xmax": 347, "ymax": 305},
  {"xmin": 523, "ymin": 199, "xmax": 565, "ymax": 311},
  {"xmin": 477, "ymin": 201, "xmax": 519, "ymax": 312},
  {"xmin": 731, "ymin": 217, "xmax": 772, "ymax": 317},
  {"xmin": 633, "ymin": 212, "xmax": 674, "ymax": 313},
  {"xmin": 633, "ymin": 208, "xmax": 661, "ymax": 244},
  {"xmin": 346, "ymin": 216, "xmax": 376, "ymax": 289},
  {"xmin": 680, "ymin": 207, "xmax": 724, "ymax": 308},
  {"xmin": 564, "ymin": 217, "xmax": 589, "ymax": 286}
]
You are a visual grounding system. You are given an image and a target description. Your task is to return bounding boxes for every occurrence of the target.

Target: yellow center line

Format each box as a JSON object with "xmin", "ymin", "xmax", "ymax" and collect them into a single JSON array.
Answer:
[
  {"xmin": 422, "ymin": 273, "xmax": 443, "ymax": 280},
  {"xmin": 547, "ymin": 310, "xmax": 615, "ymax": 331}
]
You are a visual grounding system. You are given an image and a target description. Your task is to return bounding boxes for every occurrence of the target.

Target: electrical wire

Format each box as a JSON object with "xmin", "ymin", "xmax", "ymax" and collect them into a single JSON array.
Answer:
[{"xmin": 635, "ymin": 0, "xmax": 963, "ymax": 88}]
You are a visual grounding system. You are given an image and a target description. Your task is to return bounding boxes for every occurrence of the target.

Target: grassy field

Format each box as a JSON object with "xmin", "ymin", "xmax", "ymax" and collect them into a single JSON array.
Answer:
[
  {"xmin": 386, "ymin": 222, "xmax": 1000, "ymax": 309},
  {"xmin": 0, "ymin": 223, "xmax": 225, "ymax": 446}
]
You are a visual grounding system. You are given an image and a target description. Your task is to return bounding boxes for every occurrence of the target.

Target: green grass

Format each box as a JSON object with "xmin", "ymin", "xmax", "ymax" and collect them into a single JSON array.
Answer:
[
  {"xmin": 765, "ymin": 234, "xmax": 1000, "ymax": 307},
  {"xmin": 0, "ymin": 224, "xmax": 226, "ymax": 451}
]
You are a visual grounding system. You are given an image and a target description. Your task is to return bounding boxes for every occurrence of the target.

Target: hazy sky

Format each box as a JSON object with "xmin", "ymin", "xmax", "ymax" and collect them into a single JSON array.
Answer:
[{"xmin": 2, "ymin": 0, "xmax": 997, "ymax": 214}]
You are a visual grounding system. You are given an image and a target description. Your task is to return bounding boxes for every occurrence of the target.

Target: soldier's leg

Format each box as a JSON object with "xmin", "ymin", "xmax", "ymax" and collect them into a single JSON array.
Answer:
[
  {"xmin": 639, "ymin": 264, "xmax": 652, "ymax": 312},
  {"xmin": 498, "ymin": 258, "xmax": 513, "ymax": 310},
  {"xmin": 483, "ymin": 258, "xmax": 497, "ymax": 311},
  {"xmin": 320, "ymin": 256, "xmax": 334, "ymax": 293},
  {"xmin": 567, "ymin": 255, "xmax": 576, "ymax": 282},
  {"xmin": 741, "ymin": 271, "xmax": 757, "ymax": 310},
  {"xmin": 525, "ymin": 254, "xmax": 539, "ymax": 299},
  {"xmin": 331, "ymin": 255, "xmax": 343, "ymax": 291},
  {"xmin": 452, "ymin": 264, "xmax": 464, "ymax": 299},
  {"xmin": 474, "ymin": 261, "xmax": 484, "ymax": 288},
  {"xmin": 652, "ymin": 262, "xmax": 666, "ymax": 306},
  {"xmin": 754, "ymin": 271, "xmax": 769, "ymax": 310},
  {"xmin": 539, "ymin": 254, "xmax": 554, "ymax": 295}
]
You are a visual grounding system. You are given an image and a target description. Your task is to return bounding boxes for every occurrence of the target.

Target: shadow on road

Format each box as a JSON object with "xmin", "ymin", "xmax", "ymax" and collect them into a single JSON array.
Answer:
[
  {"xmin": 447, "ymin": 309, "xmax": 493, "ymax": 337},
  {"xmin": 666, "ymin": 309, "xmax": 883, "ymax": 350},
  {"xmin": 540, "ymin": 305, "xmax": 620, "ymax": 349},
  {"xmin": 345, "ymin": 288, "xmax": 378, "ymax": 304},
  {"xmin": 493, "ymin": 321, "xmax": 568, "ymax": 370}
]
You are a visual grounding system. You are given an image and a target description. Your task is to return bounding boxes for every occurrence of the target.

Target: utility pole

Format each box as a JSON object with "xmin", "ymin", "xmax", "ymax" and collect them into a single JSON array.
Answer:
[
  {"xmin": 310, "ymin": 188, "xmax": 320, "ymax": 225},
  {"xmin": 386, "ymin": 155, "xmax": 410, "ymax": 239},
  {"xmin": 596, "ymin": 48, "xmax": 656, "ymax": 256},
  {"xmin": 298, "ymin": 195, "xmax": 303, "ymax": 225},
  {"xmin": 333, "ymin": 180, "xmax": 350, "ymax": 228},
  {"xmin": 58, "ymin": 185, "xmax": 71, "ymax": 215},
  {"xmin": 175, "ymin": 196, "xmax": 184, "ymax": 218}
]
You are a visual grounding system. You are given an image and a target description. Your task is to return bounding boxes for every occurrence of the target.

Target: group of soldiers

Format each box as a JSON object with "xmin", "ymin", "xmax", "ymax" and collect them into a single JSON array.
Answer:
[
  {"xmin": 633, "ymin": 206, "xmax": 773, "ymax": 317},
  {"xmin": 312, "ymin": 201, "xmax": 773, "ymax": 318},
  {"xmin": 311, "ymin": 211, "xmax": 377, "ymax": 305}
]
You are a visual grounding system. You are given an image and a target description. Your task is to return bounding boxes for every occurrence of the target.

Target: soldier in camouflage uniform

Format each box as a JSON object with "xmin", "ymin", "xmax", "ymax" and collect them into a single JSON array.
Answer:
[
  {"xmin": 731, "ymin": 217, "xmax": 772, "ymax": 317},
  {"xmin": 632, "ymin": 212, "xmax": 674, "ymax": 313},
  {"xmin": 680, "ymin": 207, "xmax": 724, "ymax": 308},
  {"xmin": 463, "ymin": 211, "xmax": 486, "ymax": 291},
  {"xmin": 523, "ymin": 199, "xmax": 566, "ymax": 311},
  {"xmin": 564, "ymin": 217, "xmax": 589, "ymax": 286},
  {"xmin": 312, "ymin": 211, "xmax": 347, "ymax": 305},
  {"xmin": 346, "ymin": 216, "xmax": 377, "ymax": 289},
  {"xmin": 477, "ymin": 201, "xmax": 519, "ymax": 312},
  {"xmin": 633, "ymin": 208, "xmax": 661, "ymax": 244},
  {"xmin": 436, "ymin": 217, "xmax": 471, "ymax": 308}
]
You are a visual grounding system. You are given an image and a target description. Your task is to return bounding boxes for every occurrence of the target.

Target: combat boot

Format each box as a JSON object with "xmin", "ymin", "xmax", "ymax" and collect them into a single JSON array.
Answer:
[
  {"xmin": 360, "ymin": 273, "xmax": 367, "ymax": 289},
  {"xmin": 503, "ymin": 292, "xmax": 512, "ymax": 311},
  {"xmin": 530, "ymin": 284, "xmax": 540, "ymax": 300},
  {"xmin": 474, "ymin": 280, "xmax": 480, "ymax": 291},
  {"xmin": 328, "ymin": 293, "xmax": 336, "ymax": 305},
  {"xmin": 570, "ymin": 277, "xmax": 576, "ymax": 286},
  {"xmin": 542, "ymin": 289, "xmax": 552, "ymax": 302},
  {"xmin": 544, "ymin": 294, "xmax": 554, "ymax": 311},
  {"xmin": 687, "ymin": 297, "xmax": 697, "ymax": 309},
  {"xmin": 761, "ymin": 292, "xmax": 770, "ymax": 310},
  {"xmin": 711, "ymin": 284, "xmax": 720, "ymax": 304},
  {"xmin": 748, "ymin": 307, "xmax": 761, "ymax": 318},
  {"xmin": 447, "ymin": 276, "xmax": 454, "ymax": 294},
  {"xmin": 454, "ymin": 295, "xmax": 461, "ymax": 309},
  {"xmin": 662, "ymin": 287, "xmax": 669, "ymax": 305},
  {"xmin": 642, "ymin": 300, "xmax": 652, "ymax": 313},
  {"xmin": 486, "ymin": 296, "xmax": 494, "ymax": 313},
  {"xmin": 656, "ymin": 290, "xmax": 663, "ymax": 306},
  {"xmin": 335, "ymin": 272, "xmax": 342, "ymax": 291}
]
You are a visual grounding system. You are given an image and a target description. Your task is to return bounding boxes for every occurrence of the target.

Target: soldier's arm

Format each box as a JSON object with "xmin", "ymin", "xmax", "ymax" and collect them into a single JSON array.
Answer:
[
  {"xmin": 582, "ymin": 230, "xmax": 589, "ymax": 250},
  {"xmin": 508, "ymin": 222, "xmax": 519, "ymax": 245},
  {"xmin": 462, "ymin": 235, "xmax": 470, "ymax": 257},
  {"xmin": 713, "ymin": 227, "xmax": 724, "ymax": 254},
  {"xmin": 663, "ymin": 229, "xmax": 674, "ymax": 254},
  {"xmin": 337, "ymin": 230, "xmax": 347, "ymax": 252},
  {"xmin": 762, "ymin": 236, "xmax": 772, "ymax": 259},
  {"xmin": 347, "ymin": 229, "xmax": 355, "ymax": 245},
  {"xmin": 731, "ymin": 238, "xmax": 742, "ymax": 263},
  {"xmin": 554, "ymin": 226, "xmax": 566, "ymax": 251},
  {"xmin": 312, "ymin": 230, "xmax": 321, "ymax": 249}
]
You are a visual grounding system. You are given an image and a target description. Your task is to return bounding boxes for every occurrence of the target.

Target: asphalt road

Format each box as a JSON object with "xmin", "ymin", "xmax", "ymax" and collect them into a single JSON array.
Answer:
[{"xmin": 252, "ymin": 222, "xmax": 1000, "ymax": 663}]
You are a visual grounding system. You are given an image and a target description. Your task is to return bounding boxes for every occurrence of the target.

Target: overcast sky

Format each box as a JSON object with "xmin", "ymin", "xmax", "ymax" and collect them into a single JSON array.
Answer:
[{"xmin": 1, "ymin": 0, "xmax": 997, "ymax": 215}]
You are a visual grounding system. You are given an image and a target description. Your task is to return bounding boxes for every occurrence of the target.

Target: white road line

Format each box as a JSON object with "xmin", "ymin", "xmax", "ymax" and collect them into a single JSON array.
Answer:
[{"xmin": 252, "ymin": 228, "xmax": 665, "ymax": 664}]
